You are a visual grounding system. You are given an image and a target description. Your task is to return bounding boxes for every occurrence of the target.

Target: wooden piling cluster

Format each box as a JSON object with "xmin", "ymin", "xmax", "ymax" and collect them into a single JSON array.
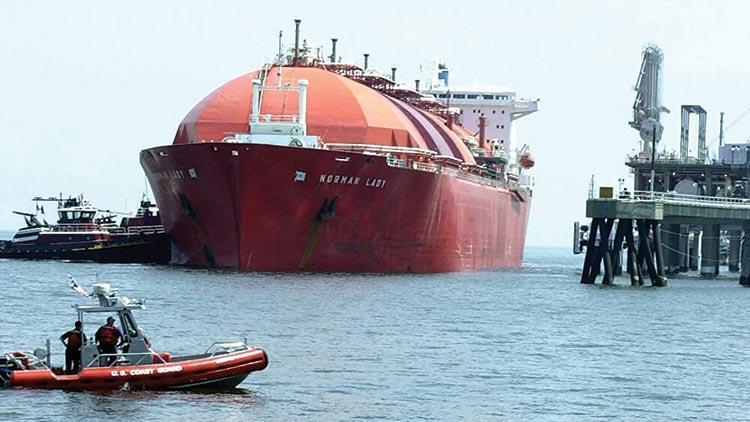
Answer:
[{"xmin": 580, "ymin": 218, "xmax": 667, "ymax": 286}]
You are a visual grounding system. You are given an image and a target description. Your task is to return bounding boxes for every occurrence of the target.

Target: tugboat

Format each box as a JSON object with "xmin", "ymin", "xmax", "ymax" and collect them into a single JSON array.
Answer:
[
  {"xmin": 0, "ymin": 283, "xmax": 268, "ymax": 390},
  {"xmin": 0, "ymin": 195, "xmax": 170, "ymax": 264}
]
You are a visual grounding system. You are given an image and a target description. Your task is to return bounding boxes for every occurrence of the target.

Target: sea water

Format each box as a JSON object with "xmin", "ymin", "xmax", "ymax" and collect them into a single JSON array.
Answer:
[{"xmin": 0, "ymin": 247, "xmax": 749, "ymax": 421}]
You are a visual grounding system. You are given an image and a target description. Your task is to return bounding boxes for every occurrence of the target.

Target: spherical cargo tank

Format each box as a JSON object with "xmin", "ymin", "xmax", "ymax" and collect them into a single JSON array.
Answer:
[{"xmin": 173, "ymin": 66, "xmax": 476, "ymax": 164}]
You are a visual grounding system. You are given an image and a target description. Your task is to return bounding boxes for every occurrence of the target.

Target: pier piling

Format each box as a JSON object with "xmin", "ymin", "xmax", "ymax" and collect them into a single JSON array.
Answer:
[
  {"xmin": 689, "ymin": 232, "xmax": 700, "ymax": 271},
  {"xmin": 741, "ymin": 222, "xmax": 750, "ymax": 286},
  {"xmin": 700, "ymin": 224, "xmax": 720, "ymax": 278},
  {"xmin": 678, "ymin": 225, "xmax": 688, "ymax": 272},
  {"xmin": 729, "ymin": 229, "xmax": 741, "ymax": 272},
  {"xmin": 582, "ymin": 192, "xmax": 750, "ymax": 286},
  {"xmin": 580, "ymin": 218, "xmax": 599, "ymax": 284}
]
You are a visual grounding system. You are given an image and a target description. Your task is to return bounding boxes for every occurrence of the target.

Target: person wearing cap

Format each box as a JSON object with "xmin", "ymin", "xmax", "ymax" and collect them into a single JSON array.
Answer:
[
  {"xmin": 95, "ymin": 316, "xmax": 123, "ymax": 366},
  {"xmin": 60, "ymin": 321, "xmax": 86, "ymax": 374}
]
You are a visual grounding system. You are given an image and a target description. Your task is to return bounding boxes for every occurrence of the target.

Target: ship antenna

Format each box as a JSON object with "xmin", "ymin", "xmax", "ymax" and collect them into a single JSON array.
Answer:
[
  {"xmin": 293, "ymin": 19, "xmax": 301, "ymax": 66},
  {"xmin": 277, "ymin": 30, "xmax": 283, "ymax": 63}
]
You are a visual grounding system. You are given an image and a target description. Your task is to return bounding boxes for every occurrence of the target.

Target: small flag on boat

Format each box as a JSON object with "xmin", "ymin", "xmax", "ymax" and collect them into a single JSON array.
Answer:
[{"xmin": 68, "ymin": 275, "xmax": 91, "ymax": 298}]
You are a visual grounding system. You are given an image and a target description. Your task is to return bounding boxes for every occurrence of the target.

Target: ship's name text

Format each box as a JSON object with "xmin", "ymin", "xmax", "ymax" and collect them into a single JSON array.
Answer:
[
  {"xmin": 153, "ymin": 168, "xmax": 199, "ymax": 181},
  {"xmin": 318, "ymin": 174, "xmax": 386, "ymax": 188}
]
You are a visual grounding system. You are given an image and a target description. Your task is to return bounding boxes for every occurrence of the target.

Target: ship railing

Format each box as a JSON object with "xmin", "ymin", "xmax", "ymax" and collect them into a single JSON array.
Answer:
[
  {"xmin": 101, "ymin": 226, "xmax": 165, "ymax": 235},
  {"xmin": 204, "ymin": 341, "xmax": 250, "ymax": 356},
  {"xmin": 329, "ymin": 143, "xmax": 522, "ymax": 190},
  {"xmin": 441, "ymin": 167, "xmax": 513, "ymax": 189},
  {"xmin": 4, "ymin": 350, "xmax": 50, "ymax": 371},
  {"xmin": 49, "ymin": 224, "xmax": 102, "ymax": 233},
  {"xmin": 84, "ymin": 350, "xmax": 170, "ymax": 368},
  {"xmin": 411, "ymin": 161, "xmax": 440, "ymax": 173},
  {"xmin": 386, "ymin": 156, "xmax": 407, "ymax": 168},
  {"xmin": 626, "ymin": 154, "xmax": 710, "ymax": 165},
  {"xmin": 622, "ymin": 190, "xmax": 750, "ymax": 208},
  {"xmin": 248, "ymin": 114, "xmax": 301, "ymax": 124},
  {"xmin": 327, "ymin": 143, "xmax": 436, "ymax": 157},
  {"xmin": 124, "ymin": 225, "xmax": 165, "ymax": 235}
]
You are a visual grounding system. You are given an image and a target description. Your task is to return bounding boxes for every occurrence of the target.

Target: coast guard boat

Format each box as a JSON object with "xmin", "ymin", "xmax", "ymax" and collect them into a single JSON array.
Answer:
[{"xmin": 0, "ymin": 283, "xmax": 267, "ymax": 390}]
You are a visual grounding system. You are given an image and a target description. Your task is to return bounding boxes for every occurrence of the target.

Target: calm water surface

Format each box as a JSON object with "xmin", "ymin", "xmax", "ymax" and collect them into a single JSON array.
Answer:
[{"xmin": 0, "ymin": 247, "xmax": 749, "ymax": 421}]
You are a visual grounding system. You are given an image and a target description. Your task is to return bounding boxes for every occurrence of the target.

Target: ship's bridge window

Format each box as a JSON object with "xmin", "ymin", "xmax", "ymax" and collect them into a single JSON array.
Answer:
[
  {"xmin": 73, "ymin": 212, "xmax": 81, "ymax": 219},
  {"xmin": 438, "ymin": 94, "xmax": 447, "ymax": 98},
  {"xmin": 483, "ymin": 95, "xmax": 494, "ymax": 100},
  {"xmin": 467, "ymin": 94, "xmax": 478, "ymax": 99},
  {"xmin": 453, "ymin": 94, "xmax": 465, "ymax": 99}
]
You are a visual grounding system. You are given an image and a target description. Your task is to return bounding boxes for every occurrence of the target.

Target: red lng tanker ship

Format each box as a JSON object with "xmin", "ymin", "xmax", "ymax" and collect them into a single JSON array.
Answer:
[{"xmin": 140, "ymin": 22, "xmax": 538, "ymax": 273}]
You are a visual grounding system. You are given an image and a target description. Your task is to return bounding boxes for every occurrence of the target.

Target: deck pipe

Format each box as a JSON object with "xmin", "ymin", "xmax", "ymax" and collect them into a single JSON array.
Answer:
[
  {"xmin": 391, "ymin": 67, "xmax": 397, "ymax": 82},
  {"xmin": 298, "ymin": 79, "xmax": 308, "ymax": 130},
  {"xmin": 293, "ymin": 19, "xmax": 301, "ymax": 65},
  {"xmin": 330, "ymin": 38, "xmax": 338, "ymax": 63},
  {"xmin": 363, "ymin": 53, "xmax": 369, "ymax": 71},
  {"xmin": 250, "ymin": 79, "xmax": 262, "ymax": 123}
]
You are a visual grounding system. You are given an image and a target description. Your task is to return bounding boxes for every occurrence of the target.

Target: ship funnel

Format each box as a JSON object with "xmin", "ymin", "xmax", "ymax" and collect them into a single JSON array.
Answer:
[
  {"xmin": 478, "ymin": 114, "xmax": 487, "ymax": 149},
  {"xmin": 415, "ymin": 79, "xmax": 420, "ymax": 92},
  {"xmin": 330, "ymin": 38, "xmax": 338, "ymax": 63},
  {"xmin": 298, "ymin": 79, "xmax": 309, "ymax": 132},
  {"xmin": 363, "ymin": 53, "xmax": 369, "ymax": 71},
  {"xmin": 391, "ymin": 67, "xmax": 396, "ymax": 82},
  {"xmin": 293, "ymin": 19, "xmax": 301, "ymax": 65},
  {"xmin": 251, "ymin": 79, "xmax": 262, "ymax": 123}
]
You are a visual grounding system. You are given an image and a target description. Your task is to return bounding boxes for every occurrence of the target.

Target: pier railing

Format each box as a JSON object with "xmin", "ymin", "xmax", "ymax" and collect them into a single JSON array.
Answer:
[{"xmin": 618, "ymin": 190, "xmax": 750, "ymax": 208}]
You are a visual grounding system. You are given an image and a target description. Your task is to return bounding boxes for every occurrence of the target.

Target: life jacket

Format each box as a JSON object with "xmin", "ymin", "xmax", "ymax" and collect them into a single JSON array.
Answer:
[
  {"xmin": 97, "ymin": 325, "xmax": 120, "ymax": 346},
  {"xmin": 67, "ymin": 330, "xmax": 83, "ymax": 348}
]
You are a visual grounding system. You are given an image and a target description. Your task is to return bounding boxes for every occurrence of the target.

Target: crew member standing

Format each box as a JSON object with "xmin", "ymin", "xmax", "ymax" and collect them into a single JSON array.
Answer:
[
  {"xmin": 95, "ymin": 316, "xmax": 123, "ymax": 366},
  {"xmin": 60, "ymin": 321, "xmax": 86, "ymax": 374}
]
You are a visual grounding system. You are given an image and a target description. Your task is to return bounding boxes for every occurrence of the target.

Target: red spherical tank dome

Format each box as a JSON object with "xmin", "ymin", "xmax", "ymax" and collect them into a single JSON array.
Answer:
[{"xmin": 174, "ymin": 66, "xmax": 475, "ymax": 163}]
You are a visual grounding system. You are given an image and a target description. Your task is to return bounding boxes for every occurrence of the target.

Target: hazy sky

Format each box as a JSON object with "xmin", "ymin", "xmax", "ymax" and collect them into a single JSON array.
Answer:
[{"xmin": 2, "ymin": 0, "xmax": 750, "ymax": 247}]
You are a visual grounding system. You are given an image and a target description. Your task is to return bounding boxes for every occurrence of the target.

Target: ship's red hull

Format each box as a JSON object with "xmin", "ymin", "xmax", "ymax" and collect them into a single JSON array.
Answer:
[{"xmin": 140, "ymin": 143, "xmax": 531, "ymax": 272}]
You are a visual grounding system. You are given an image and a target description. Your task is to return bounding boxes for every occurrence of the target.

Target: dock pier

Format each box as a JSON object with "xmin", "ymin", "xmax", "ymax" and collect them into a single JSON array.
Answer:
[{"xmin": 581, "ymin": 191, "xmax": 750, "ymax": 286}]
